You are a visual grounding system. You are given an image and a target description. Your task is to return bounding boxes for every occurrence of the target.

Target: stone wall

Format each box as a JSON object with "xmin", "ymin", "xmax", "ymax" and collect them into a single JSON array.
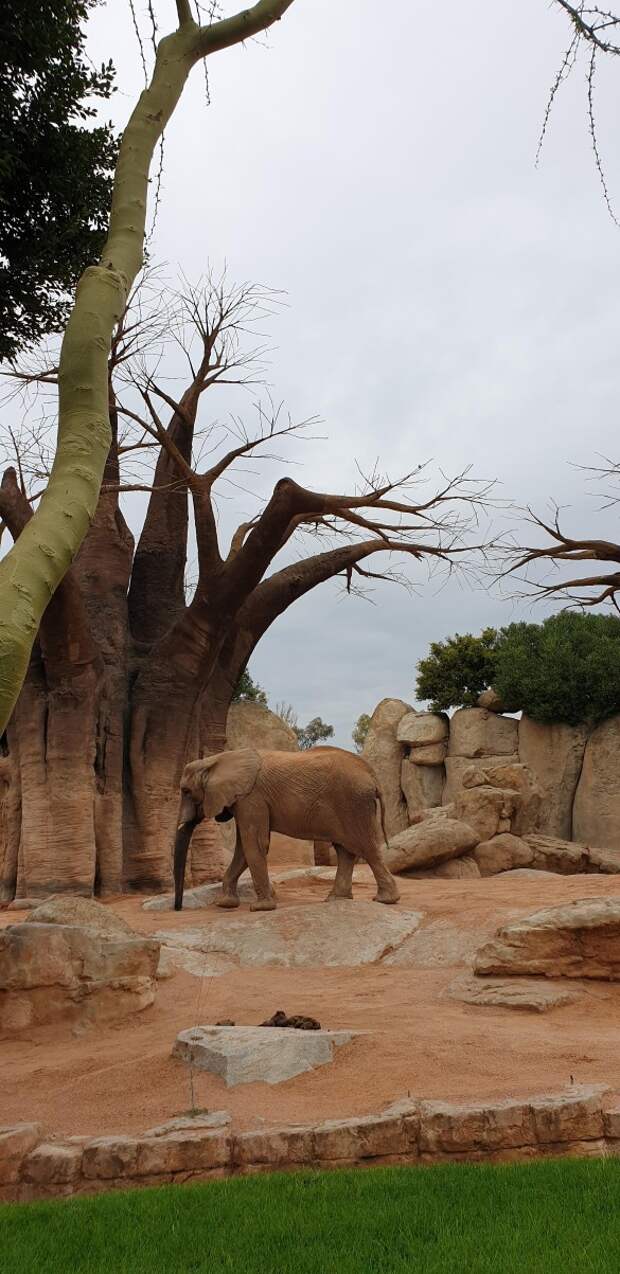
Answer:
[
  {"xmin": 363, "ymin": 700, "xmax": 620, "ymax": 856},
  {"xmin": 2, "ymin": 1084, "xmax": 617, "ymax": 1202}
]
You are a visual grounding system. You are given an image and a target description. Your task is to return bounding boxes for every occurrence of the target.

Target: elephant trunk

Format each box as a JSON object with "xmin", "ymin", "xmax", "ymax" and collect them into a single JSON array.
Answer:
[{"xmin": 173, "ymin": 818, "xmax": 200, "ymax": 911}]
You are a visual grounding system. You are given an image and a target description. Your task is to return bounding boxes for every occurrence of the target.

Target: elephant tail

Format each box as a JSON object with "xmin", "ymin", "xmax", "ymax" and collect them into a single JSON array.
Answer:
[{"xmin": 377, "ymin": 791, "xmax": 390, "ymax": 848}]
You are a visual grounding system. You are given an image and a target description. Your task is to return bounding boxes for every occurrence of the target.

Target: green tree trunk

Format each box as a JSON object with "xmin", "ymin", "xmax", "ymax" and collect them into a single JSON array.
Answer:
[{"xmin": 0, "ymin": 1, "xmax": 297, "ymax": 735}]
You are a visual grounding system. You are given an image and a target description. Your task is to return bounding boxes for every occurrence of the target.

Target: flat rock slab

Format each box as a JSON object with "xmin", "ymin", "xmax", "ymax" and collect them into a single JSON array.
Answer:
[
  {"xmin": 383, "ymin": 920, "xmax": 490, "ymax": 969},
  {"xmin": 447, "ymin": 973, "xmax": 579, "ymax": 1012},
  {"xmin": 155, "ymin": 901, "xmax": 421, "ymax": 976},
  {"xmin": 475, "ymin": 896, "xmax": 620, "ymax": 980},
  {"xmin": 173, "ymin": 1025, "xmax": 358, "ymax": 1086}
]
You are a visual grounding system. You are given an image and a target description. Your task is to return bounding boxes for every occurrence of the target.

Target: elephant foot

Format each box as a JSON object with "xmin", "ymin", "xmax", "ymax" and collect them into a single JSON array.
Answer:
[
  {"xmin": 325, "ymin": 889, "xmax": 353, "ymax": 901},
  {"xmin": 373, "ymin": 888, "xmax": 400, "ymax": 905},
  {"xmin": 215, "ymin": 893, "xmax": 241, "ymax": 909},
  {"xmin": 250, "ymin": 897, "xmax": 277, "ymax": 912}
]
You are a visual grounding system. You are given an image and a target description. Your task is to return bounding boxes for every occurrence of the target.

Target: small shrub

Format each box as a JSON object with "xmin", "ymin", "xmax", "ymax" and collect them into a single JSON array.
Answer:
[{"xmin": 415, "ymin": 628, "xmax": 499, "ymax": 712}]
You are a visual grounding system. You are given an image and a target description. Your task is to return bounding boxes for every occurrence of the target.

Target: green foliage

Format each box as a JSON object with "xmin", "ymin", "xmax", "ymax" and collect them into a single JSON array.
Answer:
[
  {"xmin": 416, "ymin": 613, "xmax": 620, "ymax": 725},
  {"xmin": 232, "ymin": 668, "xmax": 268, "ymax": 706},
  {"xmin": 416, "ymin": 628, "xmax": 499, "ymax": 712},
  {"xmin": 295, "ymin": 716, "xmax": 335, "ymax": 750},
  {"xmin": 352, "ymin": 711, "xmax": 370, "ymax": 752},
  {"xmin": 4, "ymin": 1159, "xmax": 620, "ymax": 1273},
  {"xmin": 493, "ymin": 611, "xmax": 620, "ymax": 726},
  {"xmin": 0, "ymin": 0, "xmax": 118, "ymax": 360}
]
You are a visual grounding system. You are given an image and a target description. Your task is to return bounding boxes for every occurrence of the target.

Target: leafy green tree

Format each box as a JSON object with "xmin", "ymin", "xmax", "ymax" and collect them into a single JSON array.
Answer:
[
  {"xmin": 416, "ymin": 629, "xmax": 499, "ymax": 712},
  {"xmin": 232, "ymin": 668, "xmax": 268, "ymax": 706},
  {"xmin": 493, "ymin": 612, "xmax": 620, "ymax": 726},
  {"xmin": 352, "ymin": 712, "xmax": 370, "ymax": 753},
  {"xmin": 295, "ymin": 716, "xmax": 335, "ymax": 750},
  {"xmin": 0, "ymin": 0, "xmax": 118, "ymax": 361}
]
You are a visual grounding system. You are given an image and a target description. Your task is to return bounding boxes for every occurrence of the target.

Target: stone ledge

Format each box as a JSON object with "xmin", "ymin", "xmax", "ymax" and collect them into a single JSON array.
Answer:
[{"xmin": 1, "ymin": 1085, "xmax": 614, "ymax": 1202}]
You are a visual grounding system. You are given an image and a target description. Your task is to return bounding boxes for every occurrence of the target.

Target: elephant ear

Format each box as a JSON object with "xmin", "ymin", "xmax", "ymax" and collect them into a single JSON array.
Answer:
[{"xmin": 197, "ymin": 748, "xmax": 261, "ymax": 818}]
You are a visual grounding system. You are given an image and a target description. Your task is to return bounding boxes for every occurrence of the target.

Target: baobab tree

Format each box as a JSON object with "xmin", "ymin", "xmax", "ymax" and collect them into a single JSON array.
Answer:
[
  {"xmin": 0, "ymin": 0, "xmax": 298, "ymax": 737},
  {"xmin": 0, "ymin": 273, "xmax": 492, "ymax": 900}
]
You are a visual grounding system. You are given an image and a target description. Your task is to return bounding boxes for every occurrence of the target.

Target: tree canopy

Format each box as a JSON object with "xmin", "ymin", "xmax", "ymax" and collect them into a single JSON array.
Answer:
[
  {"xmin": 0, "ymin": 0, "xmax": 117, "ymax": 361},
  {"xmin": 233, "ymin": 669, "xmax": 268, "ymax": 706},
  {"xmin": 295, "ymin": 717, "xmax": 335, "ymax": 750},
  {"xmin": 494, "ymin": 612, "xmax": 620, "ymax": 726},
  {"xmin": 352, "ymin": 712, "xmax": 370, "ymax": 753},
  {"xmin": 416, "ymin": 613, "xmax": 620, "ymax": 726}
]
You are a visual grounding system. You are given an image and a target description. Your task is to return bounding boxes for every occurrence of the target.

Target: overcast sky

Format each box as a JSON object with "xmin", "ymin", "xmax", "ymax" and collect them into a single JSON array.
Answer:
[{"xmin": 80, "ymin": 1, "xmax": 620, "ymax": 744}]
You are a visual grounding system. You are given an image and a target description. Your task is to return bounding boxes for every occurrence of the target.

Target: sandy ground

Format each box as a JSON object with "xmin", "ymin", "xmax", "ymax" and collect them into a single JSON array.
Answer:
[{"xmin": 2, "ymin": 869, "xmax": 620, "ymax": 1138}]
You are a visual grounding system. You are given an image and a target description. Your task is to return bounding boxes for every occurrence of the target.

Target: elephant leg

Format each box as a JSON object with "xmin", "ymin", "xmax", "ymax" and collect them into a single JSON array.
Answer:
[
  {"xmin": 325, "ymin": 844, "xmax": 356, "ymax": 901},
  {"xmin": 247, "ymin": 839, "xmax": 277, "ymax": 911},
  {"xmin": 216, "ymin": 833, "xmax": 246, "ymax": 909},
  {"xmin": 236, "ymin": 807, "xmax": 276, "ymax": 911},
  {"xmin": 362, "ymin": 844, "xmax": 400, "ymax": 905}
]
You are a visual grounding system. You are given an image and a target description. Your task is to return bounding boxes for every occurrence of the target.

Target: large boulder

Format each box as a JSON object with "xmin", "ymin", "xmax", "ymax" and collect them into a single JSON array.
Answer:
[
  {"xmin": 442, "ymin": 754, "xmax": 519, "ymax": 805},
  {"xmin": 25, "ymin": 894, "xmax": 133, "ymax": 937},
  {"xmin": 155, "ymin": 901, "xmax": 421, "ymax": 975},
  {"xmin": 407, "ymin": 741, "xmax": 447, "ymax": 766},
  {"xmin": 474, "ymin": 898, "xmax": 620, "ymax": 980},
  {"xmin": 573, "ymin": 716, "xmax": 620, "ymax": 852},
  {"xmin": 362, "ymin": 699, "xmax": 412, "ymax": 836},
  {"xmin": 524, "ymin": 834, "xmax": 620, "ymax": 876},
  {"xmin": 461, "ymin": 761, "xmax": 541, "ymax": 837},
  {"xmin": 400, "ymin": 758, "xmax": 444, "ymax": 821},
  {"xmin": 173, "ymin": 1025, "xmax": 357, "ymax": 1087},
  {"xmin": 474, "ymin": 833, "xmax": 534, "ymax": 876},
  {"xmin": 518, "ymin": 717, "xmax": 590, "ymax": 839},
  {"xmin": 382, "ymin": 818, "xmax": 478, "ymax": 874},
  {"xmin": 454, "ymin": 785, "xmax": 516, "ymax": 842},
  {"xmin": 448, "ymin": 708, "xmax": 518, "ymax": 759},
  {"xmin": 474, "ymin": 832, "xmax": 620, "ymax": 878},
  {"xmin": 0, "ymin": 922, "xmax": 160, "ymax": 1032},
  {"xmin": 410, "ymin": 855, "xmax": 481, "ymax": 880},
  {"xmin": 226, "ymin": 700, "xmax": 299, "ymax": 751},
  {"xmin": 476, "ymin": 689, "xmax": 505, "ymax": 713},
  {"xmin": 397, "ymin": 712, "xmax": 448, "ymax": 746}
]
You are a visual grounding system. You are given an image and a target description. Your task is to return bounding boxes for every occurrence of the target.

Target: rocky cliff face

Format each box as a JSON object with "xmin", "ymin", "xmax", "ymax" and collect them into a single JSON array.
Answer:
[{"xmin": 363, "ymin": 699, "xmax": 620, "ymax": 861}]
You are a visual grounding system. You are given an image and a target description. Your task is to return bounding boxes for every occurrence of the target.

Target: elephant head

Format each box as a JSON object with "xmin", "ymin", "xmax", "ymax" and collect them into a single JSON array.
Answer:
[{"xmin": 173, "ymin": 749, "xmax": 261, "ymax": 910}]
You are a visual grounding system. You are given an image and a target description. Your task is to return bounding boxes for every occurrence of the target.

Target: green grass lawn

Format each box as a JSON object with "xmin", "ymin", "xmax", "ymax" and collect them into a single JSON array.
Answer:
[{"xmin": 3, "ymin": 1157, "xmax": 620, "ymax": 1273}]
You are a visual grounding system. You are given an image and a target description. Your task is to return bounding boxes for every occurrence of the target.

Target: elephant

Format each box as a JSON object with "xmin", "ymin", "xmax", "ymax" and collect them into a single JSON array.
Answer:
[{"xmin": 173, "ymin": 746, "xmax": 400, "ymax": 912}]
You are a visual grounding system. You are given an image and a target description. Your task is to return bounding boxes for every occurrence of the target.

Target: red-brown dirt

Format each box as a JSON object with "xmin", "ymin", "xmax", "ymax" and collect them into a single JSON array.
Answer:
[{"xmin": 3, "ymin": 869, "xmax": 620, "ymax": 1138}]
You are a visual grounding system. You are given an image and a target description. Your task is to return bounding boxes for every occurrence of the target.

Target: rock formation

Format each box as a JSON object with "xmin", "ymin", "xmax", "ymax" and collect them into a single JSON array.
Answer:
[
  {"xmin": 226, "ymin": 701, "xmax": 298, "ymax": 752},
  {"xmin": 448, "ymin": 707, "xmax": 519, "ymax": 759},
  {"xmin": 382, "ymin": 819, "xmax": 479, "ymax": 874},
  {"xmin": 518, "ymin": 716, "xmax": 589, "ymax": 839},
  {"xmin": 474, "ymin": 897, "xmax": 620, "ymax": 980},
  {"xmin": 364, "ymin": 699, "xmax": 620, "ymax": 867},
  {"xmin": 0, "ymin": 913, "xmax": 160, "ymax": 1032},
  {"xmin": 155, "ymin": 901, "xmax": 422, "ymax": 975},
  {"xmin": 362, "ymin": 699, "xmax": 413, "ymax": 835},
  {"xmin": 573, "ymin": 716, "xmax": 620, "ymax": 852}
]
